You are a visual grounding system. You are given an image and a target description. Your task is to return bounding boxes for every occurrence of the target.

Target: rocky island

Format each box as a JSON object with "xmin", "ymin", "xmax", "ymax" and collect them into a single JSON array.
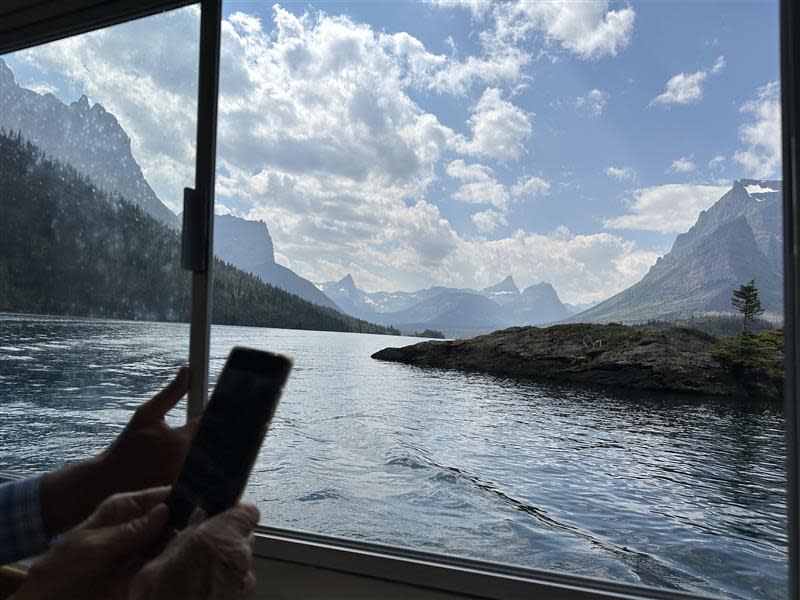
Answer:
[{"xmin": 372, "ymin": 323, "xmax": 783, "ymax": 400}]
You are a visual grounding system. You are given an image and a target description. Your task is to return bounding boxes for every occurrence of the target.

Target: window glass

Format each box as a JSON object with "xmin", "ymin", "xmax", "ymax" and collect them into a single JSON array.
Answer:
[
  {"xmin": 210, "ymin": 1, "xmax": 785, "ymax": 597},
  {"xmin": 1, "ymin": 1, "xmax": 786, "ymax": 599},
  {"xmin": 0, "ymin": 6, "xmax": 200, "ymax": 472}
]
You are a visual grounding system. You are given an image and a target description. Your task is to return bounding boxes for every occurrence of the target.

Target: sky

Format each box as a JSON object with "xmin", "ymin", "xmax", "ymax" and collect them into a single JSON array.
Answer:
[{"xmin": 3, "ymin": 1, "xmax": 782, "ymax": 303}]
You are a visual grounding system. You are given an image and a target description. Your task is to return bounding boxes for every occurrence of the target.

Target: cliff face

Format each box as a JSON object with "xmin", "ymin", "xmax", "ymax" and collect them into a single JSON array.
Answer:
[
  {"xmin": 0, "ymin": 58, "xmax": 178, "ymax": 227},
  {"xmin": 372, "ymin": 323, "xmax": 781, "ymax": 400},
  {"xmin": 213, "ymin": 214, "xmax": 339, "ymax": 310},
  {"xmin": 577, "ymin": 180, "xmax": 783, "ymax": 323}
]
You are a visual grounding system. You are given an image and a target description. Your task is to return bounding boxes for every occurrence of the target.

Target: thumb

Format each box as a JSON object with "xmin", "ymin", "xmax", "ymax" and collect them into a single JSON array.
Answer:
[{"xmin": 96, "ymin": 503, "xmax": 169, "ymax": 559}]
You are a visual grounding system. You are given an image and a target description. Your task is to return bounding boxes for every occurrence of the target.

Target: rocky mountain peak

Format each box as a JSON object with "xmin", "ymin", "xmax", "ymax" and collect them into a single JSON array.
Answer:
[
  {"xmin": 576, "ymin": 179, "xmax": 784, "ymax": 323},
  {"xmin": 338, "ymin": 273, "xmax": 358, "ymax": 292},
  {"xmin": 214, "ymin": 214, "xmax": 275, "ymax": 267},
  {"xmin": 483, "ymin": 275, "xmax": 520, "ymax": 295},
  {"xmin": 522, "ymin": 281, "xmax": 557, "ymax": 297},
  {"xmin": 73, "ymin": 94, "xmax": 91, "ymax": 111},
  {"xmin": 0, "ymin": 59, "xmax": 178, "ymax": 227},
  {"xmin": 0, "ymin": 58, "xmax": 14, "ymax": 84}
]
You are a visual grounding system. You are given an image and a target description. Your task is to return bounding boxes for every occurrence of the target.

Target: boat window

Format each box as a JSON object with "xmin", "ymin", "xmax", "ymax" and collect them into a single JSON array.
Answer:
[
  {"xmin": 0, "ymin": 1, "xmax": 791, "ymax": 599},
  {"xmin": 209, "ymin": 2, "xmax": 787, "ymax": 598},
  {"xmin": 0, "ymin": 5, "xmax": 201, "ymax": 473}
]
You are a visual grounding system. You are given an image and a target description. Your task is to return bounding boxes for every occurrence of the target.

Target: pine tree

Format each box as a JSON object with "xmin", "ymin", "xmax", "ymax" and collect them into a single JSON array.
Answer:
[{"xmin": 731, "ymin": 279, "xmax": 764, "ymax": 330}]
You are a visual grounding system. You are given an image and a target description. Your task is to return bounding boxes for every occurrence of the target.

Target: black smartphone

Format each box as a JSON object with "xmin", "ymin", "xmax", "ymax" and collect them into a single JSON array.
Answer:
[{"xmin": 167, "ymin": 347, "xmax": 292, "ymax": 530}]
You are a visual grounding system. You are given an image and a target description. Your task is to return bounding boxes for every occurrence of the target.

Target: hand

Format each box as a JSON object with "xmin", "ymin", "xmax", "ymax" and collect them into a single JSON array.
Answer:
[
  {"xmin": 13, "ymin": 488, "xmax": 171, "ymax": 600},
  {"xmin": 129, "ymin": 503, "xmax": 260, "ymax": 600},
  {"xmin": 40, "ymin": 368, "xmax": 197, "ymax": 537},
  {"xmin": 100, "ymin": 366, "xmax": 197, "ymax": 493}
]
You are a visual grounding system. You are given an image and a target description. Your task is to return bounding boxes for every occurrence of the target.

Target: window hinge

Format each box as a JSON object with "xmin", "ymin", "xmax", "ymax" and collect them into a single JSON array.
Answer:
[{"xmin": 181, "ymin": 187, "xmax": 209, "ymax": 272}]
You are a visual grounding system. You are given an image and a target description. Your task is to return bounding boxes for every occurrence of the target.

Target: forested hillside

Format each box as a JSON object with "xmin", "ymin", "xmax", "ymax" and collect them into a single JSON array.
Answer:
[{"xmin": 0, "ymin": 131, "xmax": 396, "ymax": 335}]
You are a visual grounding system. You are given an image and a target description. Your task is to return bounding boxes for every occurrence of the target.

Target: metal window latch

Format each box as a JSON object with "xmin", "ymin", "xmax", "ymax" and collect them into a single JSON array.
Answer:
[{"xmin": 181, "ymin": 187, "xmax": 210, "ymax": 272}]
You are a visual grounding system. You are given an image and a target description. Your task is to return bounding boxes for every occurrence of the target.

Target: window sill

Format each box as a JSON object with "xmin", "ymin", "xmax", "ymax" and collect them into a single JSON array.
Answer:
[{"xmin": 252, "ymin": 525, "xmax": 715, "ymax": 600}]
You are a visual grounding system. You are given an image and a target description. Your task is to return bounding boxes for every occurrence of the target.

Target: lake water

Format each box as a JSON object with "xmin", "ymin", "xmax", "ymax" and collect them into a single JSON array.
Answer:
[{"xmin": 0, "ymin": 313, "xmax": 787, "ymax": 598}]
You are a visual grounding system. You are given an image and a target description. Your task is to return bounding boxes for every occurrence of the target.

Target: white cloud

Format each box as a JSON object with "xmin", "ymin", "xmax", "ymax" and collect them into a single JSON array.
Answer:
[
  {"xmin": 380, "ymin": 18, "xmax": 530, "ymax": 96},
  {"xmin": 708, "ymin": 154, "xmax": 726, "ymax": 170},
  {"xmin": 651, "ymin": 71, "xmax": 707, "ymax": 106},
  {"xmin": 449, "ymin": 228, "xmax": 659, "ymax": 304},
  {"xmin": 456, "ymin": 87, "xmax": 532, "ymax": 160},
  {"xmin": 446, "ymin": 160, "xmax": 508, "ymax": 209},
  {"xmin": 445, "ymin": 158, "xmax": 493, "ymax": 182},
  {"xmin": 447, "ymin": 162, "xmax": 547, "ymax": 229},
  {"xmin": 603, "ymin": 184, "xmax": 730, "ymax": 234},
  {"xmin": 453, "ymin": 179, "xmax": 510, "ymax": 209},
  {"xmin": 427, "ymin": 49, "xmax": 530, "ymax": 96},
  {"xmin": 422, "ymin": 0, "xmax": 636, "ymax": 95},
  {"xmin": 669, "ymin": 156, "xmax": 696, "ymax": 173},
  {"xmin": 214, "ymin": 203, "xmax": 236, "ymax": 216},
  {"xmin": 425, "ymin": 0, "xmax": 490, "ymax": 20},
  {"xmin": 24, "ymin": 81, "xmax": 59, "ymax": 95},
  {"xmin": 575, "ymin": 88, "xmax": 609, "ymax": 116},
  {"xmin": 12, "ymin": 5, "xmax": 654, "ymax": 305},
  {"xmin": 472, "ymin": 209, "xmax": 508, "ymax": 233},
  {"xmin": 651, "ymin": 55, "xmax": 725, "ymax": 106},
  {"xmin": 511, "ymin": 175, "xmax": 550, "ymax": 197},
  {"xmin": 605, "ymin": 166, "xmax": 636, "ymax": 181},
  {"xmin": 489, "ymin": 1, "xmax": 635, "ymax": 61},
  {"xmin": 733, "ymin": 81, "xmax": 781, "ymax": 179}
]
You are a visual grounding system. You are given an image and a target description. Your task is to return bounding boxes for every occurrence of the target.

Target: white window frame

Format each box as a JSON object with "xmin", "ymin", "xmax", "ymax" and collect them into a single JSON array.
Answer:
[{"xmin": 1, "ymin": 1, "xmax": 797, "ymax": 597}]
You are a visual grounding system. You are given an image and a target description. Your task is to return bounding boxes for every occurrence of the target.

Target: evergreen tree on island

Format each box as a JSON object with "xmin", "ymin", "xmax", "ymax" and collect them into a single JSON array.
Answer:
[{"xmin": 731, "ymin": 279, "xmax": 764, "ymax": 331}]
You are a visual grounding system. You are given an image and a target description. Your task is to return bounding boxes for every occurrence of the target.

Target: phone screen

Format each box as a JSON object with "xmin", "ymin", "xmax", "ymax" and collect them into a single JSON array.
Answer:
[{"xmin": 167, "ymin": 347, "xmax": 292, "ymax": 529}]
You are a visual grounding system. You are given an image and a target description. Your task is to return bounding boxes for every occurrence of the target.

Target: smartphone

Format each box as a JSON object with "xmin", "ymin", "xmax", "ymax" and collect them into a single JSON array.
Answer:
[{"xmin": 167, "ymin": 347, "xmax": 292, "ymax": 530}]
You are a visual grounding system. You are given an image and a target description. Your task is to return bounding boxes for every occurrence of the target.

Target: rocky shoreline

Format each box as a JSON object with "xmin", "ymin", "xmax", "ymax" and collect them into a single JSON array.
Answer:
[{"xmin": 372, "ymin": 323, "xmax": 782, "ymax": 400}]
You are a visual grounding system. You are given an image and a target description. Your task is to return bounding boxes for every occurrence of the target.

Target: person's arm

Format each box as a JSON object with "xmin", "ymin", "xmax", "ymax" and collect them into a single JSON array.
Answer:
[
  {"xmin": 0, "ymin": 477, "xmax": 49, "ymax": 565},
  {"xmin": 40, "ymin": 367, "xmax": 195, "ymax": 539},
  {"xmin": 12, "ymin": 487, "xmax": 171, "ymax": 600},
  {"xmin": 38, "ymin": 453, "xmax": 114, "ymax": 540},
  {"xmin": 12, "ymin": 488, "xmax": 259, "ymax": 600}
]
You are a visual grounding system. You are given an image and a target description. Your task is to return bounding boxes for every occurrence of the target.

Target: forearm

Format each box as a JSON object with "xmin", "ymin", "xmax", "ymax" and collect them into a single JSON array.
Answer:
[{"xmin": 40, "ymin": 456, "xmax": 110, "ymax": 538}]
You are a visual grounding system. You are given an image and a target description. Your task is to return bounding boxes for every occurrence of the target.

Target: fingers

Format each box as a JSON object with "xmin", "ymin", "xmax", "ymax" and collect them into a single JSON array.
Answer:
[
  {"xmin": 176, "ymin": 415, "xmax": 202, "ymax": 439},
  {"xmin": 86, "ymin": 487, "xmax": 171, "ymax": 529},
  {"xmin": 203, "ymin": 503, "xmax": 260, "ymax": 538},
  {"xmin": 96, "ymin": 503, "xmax": 169, "ymax": 559},
  {"xmin": 137, "ymin": 367, "xmax": 190, "ymax": 421}
]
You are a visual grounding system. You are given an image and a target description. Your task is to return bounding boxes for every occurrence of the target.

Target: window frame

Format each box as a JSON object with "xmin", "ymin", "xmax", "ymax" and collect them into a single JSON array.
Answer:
[
  {"xmin": 1, "ymin": 1, "xmax": 797, "ymax": 598},
  {"xmin": 781, "ymin": 0, "xmax": 800, "ymax": 596}
]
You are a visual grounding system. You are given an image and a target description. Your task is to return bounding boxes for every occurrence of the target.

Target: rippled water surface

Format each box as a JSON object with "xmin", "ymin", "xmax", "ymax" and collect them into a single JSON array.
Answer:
[{"xmin": 0, "ymin": 313, "xmax": 787, "ymax": 598}]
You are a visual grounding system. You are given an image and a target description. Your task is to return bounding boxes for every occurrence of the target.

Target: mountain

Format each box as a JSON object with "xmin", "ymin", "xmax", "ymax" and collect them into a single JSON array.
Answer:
[
  {"xmin": 213, "ymin": 214, "xmax": 339, "ymax": 310},
  {"xmin": 505, "ymin": 282, "xmax": 573, "ymax": 324},
  {"xmin": 565, "ymin": 300, "xmax": 601, "ymax": 315},
  {"xmin": 321, "ymin": 275, "xmax": 485, "ymax": 318},
  {"xmin": 576, "ymin": 180, "xmax": 783, "ymax": 323},
  {"xmin": 0, "ymin": 58, "xmax": 178, "ymax": 227},
  {"xmin": 481, "ymin": 275, "xmax": 521, "ymax": 305},
  {"xmin": 363, "ymin": 285, "xmax": 476, "ymax": 314},
  {"xmin": 0, "ymin": 59, "xmax": 342, "ymax": 311},
  {"xmin": 321, "ymin": 273, "xmax": 572, "ymax": 336},
  {"xmin": 0, "ymin": 130, "xmax": 394, "ymax": 335},
  {"xmin": 384, "ymin": 292, "xmax": 505, "ymax": 333},
  {"xmin": 319, "ymin": 274, "xmax": 374, "ymax": 319}
]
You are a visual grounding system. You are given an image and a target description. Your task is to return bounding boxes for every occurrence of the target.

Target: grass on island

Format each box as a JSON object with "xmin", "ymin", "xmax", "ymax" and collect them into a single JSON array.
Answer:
[{"xmin": 712, "ymin": 328, "xmax": 784, "ymax": 384}]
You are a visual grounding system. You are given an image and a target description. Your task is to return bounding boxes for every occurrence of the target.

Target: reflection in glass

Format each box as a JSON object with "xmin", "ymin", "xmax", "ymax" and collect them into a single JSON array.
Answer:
[{"xmin": 0, "ymin": 7, "xmax": 201, "ymax": 465}]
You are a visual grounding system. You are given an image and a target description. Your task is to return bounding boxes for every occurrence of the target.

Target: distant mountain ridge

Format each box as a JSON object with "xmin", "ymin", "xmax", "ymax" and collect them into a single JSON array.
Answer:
[
  {"xmin": 576, "ymin": 179, "xmax": 783, "ymax": 323},
  {"xmin": 0, "ymin": 130, "xmax": 394, "ymax": 335},
  {"xmin": 320, "ymin": 274, "xmax": 573, "ymax": 337},
  {"xmin": 0, "ymin": 58, "xmax": 340, "ymax": 310}
]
